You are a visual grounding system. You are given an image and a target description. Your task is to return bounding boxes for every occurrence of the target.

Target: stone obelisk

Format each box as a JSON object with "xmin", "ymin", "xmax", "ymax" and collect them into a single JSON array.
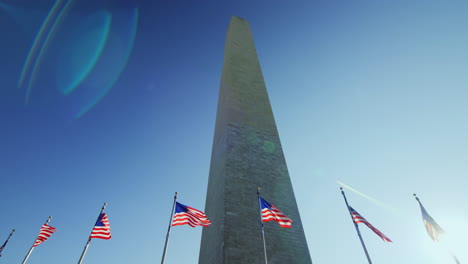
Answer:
[{"xmin": 199, "ymin": 16, "xmax": 312, "ymax": 264}]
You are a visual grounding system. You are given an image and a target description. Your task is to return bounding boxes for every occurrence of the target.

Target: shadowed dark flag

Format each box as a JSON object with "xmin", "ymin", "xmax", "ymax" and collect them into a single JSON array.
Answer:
[
  {"xmin": 340, "ymin": 188, "xmax": 392, "ymax": 264},
  {"xmin": 349, "ymin": 206, "xmax": 392, "ymax": 242},
  {"xmin": 0, "ymin": 229, "xmax": 15, "ymax": 257}
]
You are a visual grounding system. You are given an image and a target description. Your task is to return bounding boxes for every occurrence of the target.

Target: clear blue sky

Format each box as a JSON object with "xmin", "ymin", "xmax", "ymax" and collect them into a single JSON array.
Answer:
[{"xmin": 1, "ymin": 0, "xmax": 468, "ymax": 263}]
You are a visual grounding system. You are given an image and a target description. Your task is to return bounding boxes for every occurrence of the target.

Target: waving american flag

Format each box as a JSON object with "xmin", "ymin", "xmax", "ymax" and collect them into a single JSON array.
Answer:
[
  {"xmin": 349, "ymin": 206, "xmax": 392, "ymax": 242},
  {"xmin": 172, "ymin": 202, "xmax": 211, "ymax": 227},
  {"xmin": 90, "ymin": 213, "xmax": 111, "ymax": 240},
  {"xmin": 33, "ymin": 224, "xmax": 56, "ymax": 247},
  {"xmin": 259, "ymin": 197, "xmax": 293, "ymax": 228}
]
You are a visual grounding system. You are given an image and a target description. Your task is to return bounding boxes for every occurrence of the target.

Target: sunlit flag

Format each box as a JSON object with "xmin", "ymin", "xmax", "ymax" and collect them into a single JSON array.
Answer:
[
  {"xmin": 415, "ymin": 199, "xmax": 445, "ymax": 241},
  {"xmin": 414, "ymin": 194, "xmax": 460, "ymax": 264},
  {"xmin": 77, "ymin": 204, "xmax": 111, "ymax": 264},
  {"xmin": 172, "ymin": 202, "xmax": 211, "ymax": 227},
  {"xmin": 90, "ymin": 213, "xmax": 111, "ymax": 240},
  {"xmin": 33, "ymin": 224, "xmax": 56, "ymax": 247},
  {"xmin": 22, "ymin": 217, "xmax": 54, "ymax": 264},
  {"xmin": 259, "ymin": 197, "xmax": 293, "ymax": 228}
]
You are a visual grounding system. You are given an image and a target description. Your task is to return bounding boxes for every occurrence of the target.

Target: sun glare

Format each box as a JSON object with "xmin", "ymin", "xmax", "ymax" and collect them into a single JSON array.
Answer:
[{"xmin": 439, "ymin": 219, "xmax": 468, "ymax": 262}]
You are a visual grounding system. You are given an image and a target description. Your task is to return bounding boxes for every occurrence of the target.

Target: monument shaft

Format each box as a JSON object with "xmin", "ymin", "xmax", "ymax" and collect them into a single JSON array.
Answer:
[{"xmin": 199, "ymin": 16, "xmax": 312, "ymax": 264}]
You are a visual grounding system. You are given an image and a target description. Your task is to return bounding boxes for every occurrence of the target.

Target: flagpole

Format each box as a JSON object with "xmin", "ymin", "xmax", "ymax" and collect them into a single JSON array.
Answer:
[
  {"xmin": 22, "ymin": 216, "xmax": 52, "ymax": 264},
  {"xmin": 413, "ymin": 193, "xmax": 422, "ymax": 205},
  {"xmin": 449, "ymin": 250, "xmax": 461, "ymax": 264},
  {"xmin": 0, "ymin": 229, "xmax": 16, "ymax": 256},
  {"xmin": 161, "ymin": 192, "xmax": 178, "ymax": 264},
  {"xmin": 341, "ymin": 188, "xmax": 372, "ymax": 264},
  {"xmin": 257, "ymin": 187, "xmax": 268, "ymax": 264},
  {"xmin": 77, "ymin": 203, "xmax": 107, "ymax": 264}
]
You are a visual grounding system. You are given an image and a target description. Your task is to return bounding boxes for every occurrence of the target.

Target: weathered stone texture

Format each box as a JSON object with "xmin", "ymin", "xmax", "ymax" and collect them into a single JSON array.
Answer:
[{"xmin": 199, "ymin": 16, "xmax": 312, "ymax": 264}]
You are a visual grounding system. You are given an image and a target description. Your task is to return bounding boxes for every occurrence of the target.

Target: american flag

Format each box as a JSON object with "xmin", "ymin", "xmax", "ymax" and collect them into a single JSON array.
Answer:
[
  {"xmin": 349, "ymin": 207, "xmax": 392, "ymax": 242},
  {"xmin": 417, "ymin": 201, "xmax": 445, "ymax": 241},
  {"xmin": 33, "ymin": 224, "xmax": 57, "ymax": 247},
  {"xmin": 259, "ymin": 197, "xmax": 292, "ymax": 228},
  {"xmin": 172, "ymin": 202, "xmax": 211, "ymax": 227},
  {"xmin": 90, "ymin": 213, "xmax": 111, "ymax": 240}
]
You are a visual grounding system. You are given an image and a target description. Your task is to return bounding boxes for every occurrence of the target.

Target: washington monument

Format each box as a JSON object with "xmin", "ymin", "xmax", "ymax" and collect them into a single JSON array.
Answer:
[{"xmin": 199, "ymin": 16, "xmax": 313, "ymax": 263}]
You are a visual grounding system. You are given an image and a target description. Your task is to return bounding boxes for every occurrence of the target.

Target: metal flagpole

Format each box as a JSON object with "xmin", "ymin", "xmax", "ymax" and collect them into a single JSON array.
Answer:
[
  {"xmin": 0, "ymin": 229, "xmax": 16, "ymax": 256},
  {"xmin": 77, "ymin": 203, "xmax": 107, "ymax": 264},
  {"xmin": 257, "ymin": 187, "xmax": 268, "ymax": 264},
  {"xmin": 341, "ymin": 188, "xmax": 372, "ymax": 264},
  {"xmin": 449, "ymin": 250, "xmax": 461, "ymax": 264},
  {"xmin": 22, "ymin": 216, "xmax": 52, "ymax": 264},
  {"xmin": 161, "ymin": 192, "xmax": 178, "ymax": 264}
]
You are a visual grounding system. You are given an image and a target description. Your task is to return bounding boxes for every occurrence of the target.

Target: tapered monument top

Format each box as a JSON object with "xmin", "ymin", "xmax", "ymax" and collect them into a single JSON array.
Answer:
[
  {"xmin": 231, "ymin": 15, "xmax": 247, "ymax": 21},
  {"xmin": 213, "ymin": 16, "xmax": 278, "ymax": 144},
  {"xmin": 199, "ymin": 16, "xmax": 312, "ymax": 264}
]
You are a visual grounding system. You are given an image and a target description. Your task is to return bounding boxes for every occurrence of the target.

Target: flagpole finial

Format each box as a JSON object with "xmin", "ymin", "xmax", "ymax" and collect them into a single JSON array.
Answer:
[
  {"xmin": 340, "ymin": 187, "xmax": 343, "ymax": 191},
  {"xmin": 12, "ymin": 229, "xmax": 16, "ymax": 232},
  {"xmin": 413, "ymin": 193, "xmax": 419, "ymax": 201},
  {"xmin": 49, "ymin": 216, "xmax": 52, "ymax": 219}
]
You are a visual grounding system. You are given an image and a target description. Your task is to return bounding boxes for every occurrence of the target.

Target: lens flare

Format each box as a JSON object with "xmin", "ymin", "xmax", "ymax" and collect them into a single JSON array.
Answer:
[
  {"xmin": 24, "ymin": 0, "xmax": 75, "ymax": 104},
  {"xmin": 17, "ymin": 0, "xmax": 66, "ymax": 90},
  {"xmin": 438, "ymin": 219, "xmax": 468, "ymax": 263},
  {"xmin": 0, "ymin": 2, "xmax": 46, "ymax": 33},
  {"xmin": 56, "ymin": 11, "xmax": 112, "ymax": 95},
  {"xmin": 73, "ymin": 8, "xmax": 139, "ymax": 118},
  {"xmin": 9, "ymin": 1, "xmax": 138, "ymax": 118}
]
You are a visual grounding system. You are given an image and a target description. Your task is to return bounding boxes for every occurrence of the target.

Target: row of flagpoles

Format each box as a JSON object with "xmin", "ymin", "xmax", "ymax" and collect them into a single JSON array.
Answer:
[
  {"xmin": 157, "ymin": 188, "xmax": 460, "ymax": 264},
  {"xmin": 342, "ymin": 188, "xmax": 459, "ymax": 264},
  {"xmin": 0, "ymin": 203, "xmax": 111, "ymax": 264},
  {"xmin": 0, "ymin": 188, "xmax": 461, "ymax": 263},
  {"xmin": 159, "ymin": 188, "xmax": 291, "ymax": 264},
  {"xmin": 343, "ymin": 189, "xmax": 460, "ymax": 264}
]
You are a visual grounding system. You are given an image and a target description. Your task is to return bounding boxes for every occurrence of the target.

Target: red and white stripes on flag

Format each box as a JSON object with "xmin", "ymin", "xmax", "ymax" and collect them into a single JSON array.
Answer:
[
  {"xmin": 33, "ymin": 224, "xmax": 56, "ymax": 247},
  {"xmin": 259, "ymin": 197, "xmax": 293, "ymax": 228},
  {"xmin": 90, "ymin": 213, "xmax": 111, "ymax": 239},
  {"xmin": 416, "ymin": 199, "xmax": 445, "ymax": 242},
  {"xmin": 349, "ymin": 206, "xmax": 392, "ymax": 242},
  {"xmin": 172, "ymin": 202, "xmax": 211, "ymax": 228}
]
